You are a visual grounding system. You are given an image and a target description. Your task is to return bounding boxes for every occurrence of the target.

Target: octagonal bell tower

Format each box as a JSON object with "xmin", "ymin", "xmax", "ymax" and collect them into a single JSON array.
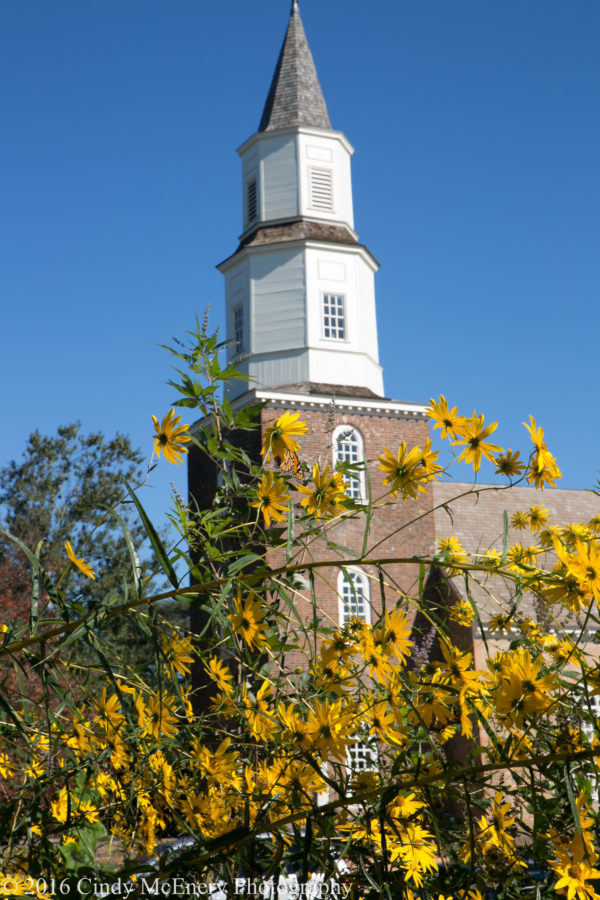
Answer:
[{"xmin": 219, "ymin": 0, "xmax": 384, "ymax": 402}]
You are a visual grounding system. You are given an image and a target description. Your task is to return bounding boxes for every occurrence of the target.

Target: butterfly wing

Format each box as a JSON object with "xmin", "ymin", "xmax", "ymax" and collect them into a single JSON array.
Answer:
[{"xmin": 276, "ymin": 451, "xmax": 299, "ymax": 477}]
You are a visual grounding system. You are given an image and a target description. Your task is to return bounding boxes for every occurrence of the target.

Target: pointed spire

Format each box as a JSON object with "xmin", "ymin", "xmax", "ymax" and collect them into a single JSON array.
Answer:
[{"xmin": 258, "ymin": 1, "xmax": 331, "ymax": 132}]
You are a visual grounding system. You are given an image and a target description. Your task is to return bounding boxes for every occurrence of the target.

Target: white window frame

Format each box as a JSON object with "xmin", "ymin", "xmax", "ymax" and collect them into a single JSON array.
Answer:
[
  {"xmin": 233, "ymin": 304, "xmax": 244, "ymax": 355},
  {"xmin": 346, "ymin": 740, "xmax": 377, "ymax": 776},
  {"xmin": 322, "ymin": 293, "xmax": 346, "ymax": 341},
  {"xmin": 338, "ymin": 568, "xmax": 371, "ymax": 626},
  {"xmin": 333, "ymin": 425, "xmax": 365, "ymax": 502}
]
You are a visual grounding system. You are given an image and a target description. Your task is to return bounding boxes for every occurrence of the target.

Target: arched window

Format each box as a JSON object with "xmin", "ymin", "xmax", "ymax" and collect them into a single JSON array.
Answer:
[
  {"xmin": 347, "ymin": 741, "xmax": 377, "ymax": 776},
  {"xmin": 333, "ymin": 425, "xmax": 365, "ymax": 501},
  {"xmin": 338, "ymin": 568, "xmax": 371, "ymax": 626}
]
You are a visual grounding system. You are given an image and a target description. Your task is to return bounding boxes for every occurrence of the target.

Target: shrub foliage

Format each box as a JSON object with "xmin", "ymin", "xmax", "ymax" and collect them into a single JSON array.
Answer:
[{"xmin": 1, "ymin": 320, "xmax": 599, "ymax": 900}]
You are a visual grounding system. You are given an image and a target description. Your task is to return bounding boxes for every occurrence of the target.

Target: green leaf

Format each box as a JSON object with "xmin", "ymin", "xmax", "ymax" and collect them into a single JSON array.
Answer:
[
  {"xmin": 122, "ymin": 480, "xmax": 178, "ymax": 588},
  {"xmin": 60, "ymin": 822, "xmax": 107, "ymax": 872},
  {"xmin": 30, "ymin": 539, "xmax": 43, "ymax": 633},
  {"xmin": 227, "ymin": 553, "xmax": 264, "ymax": 575},
  {"xmin": 564, "ymin": 763, "xmax": 583, "ymax": 842},
  {"xmin": 361, "ymin": 461, "xmax": 373, "ymax": 558},
  {"xmin": 499, "ymin": 509, "xmax": 509, "ymax": 566},
  {"xmin": 105, "ymin": 505, "xmax": 143, "ymax": 596},
  {"xmin": 286, "ymin": 502, "xmax": 295, "ymax": 565}
]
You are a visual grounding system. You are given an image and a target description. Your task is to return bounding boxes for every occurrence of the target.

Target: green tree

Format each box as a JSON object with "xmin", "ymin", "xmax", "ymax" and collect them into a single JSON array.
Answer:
[
  {"xmin": 0, "ymin": 424, "xmax": 146, "ymax": 589},
  {"xmin": 0, "ymin": 423, "xmax": 170, "ymax": 680}
]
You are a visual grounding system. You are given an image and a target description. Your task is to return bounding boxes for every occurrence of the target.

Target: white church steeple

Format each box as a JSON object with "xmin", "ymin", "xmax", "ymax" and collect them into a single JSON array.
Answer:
[{"xmin": 219, "ymin": 1, "xmax": 384, "ymax": 401}]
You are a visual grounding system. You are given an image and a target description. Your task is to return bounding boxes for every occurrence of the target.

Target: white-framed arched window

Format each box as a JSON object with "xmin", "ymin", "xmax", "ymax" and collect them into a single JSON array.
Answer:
[
  {"xmin": 347, "ymin": 740, "xmax": 377, "ymax": 776},
  {"xmin": 333, "ymin": 425, "xmax": 365, "ymax": 501},
  {"xmin": 338, "ymin": 568, "xmax": 371, "ymax": 626}
]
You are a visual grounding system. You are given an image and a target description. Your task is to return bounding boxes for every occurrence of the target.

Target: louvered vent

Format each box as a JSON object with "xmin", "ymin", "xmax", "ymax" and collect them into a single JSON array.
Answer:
[
  {"xmin": 247, "ymin": 178, "xmax": 258, "ymax": 223},
  {"xmin": 310, "ymin": 167, "xmax": 333, "ymax": 211}
]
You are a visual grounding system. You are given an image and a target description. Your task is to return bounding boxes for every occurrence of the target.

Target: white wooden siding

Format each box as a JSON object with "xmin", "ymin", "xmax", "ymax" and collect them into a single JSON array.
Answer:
[
  {"xmin": 251, "ymin": 251, "xmax": 306, "ymax": 354},
  {"xmin": 225, "ymin": 261, "xmax": 250, "ymax": 363},
  {"xmin": 262, "ymin": 137, "xmax": 299, "ymax": 221}
]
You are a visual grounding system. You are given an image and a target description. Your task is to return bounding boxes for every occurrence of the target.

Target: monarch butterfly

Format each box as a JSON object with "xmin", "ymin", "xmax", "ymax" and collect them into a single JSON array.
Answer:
[
  {"xmin": 275, "ymin": 451, "xmax": 311, "ymax": 485},
  {"xmin": 276, "ymin": 451, "xmax": 300, "ymax": 477}
]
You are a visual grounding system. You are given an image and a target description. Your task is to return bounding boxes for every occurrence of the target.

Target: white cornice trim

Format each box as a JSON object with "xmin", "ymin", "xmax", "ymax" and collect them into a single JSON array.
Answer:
[
  {"xmin": 218, "ymin": 238, "xmax": 378, "ymax": 273},
  {"xmin": 230, "ymin": 388, "xmax": 429, "ymax": 419},
  {"xmin": 237, "ymin": 126, "xmax": 354, "ymax": 158}
]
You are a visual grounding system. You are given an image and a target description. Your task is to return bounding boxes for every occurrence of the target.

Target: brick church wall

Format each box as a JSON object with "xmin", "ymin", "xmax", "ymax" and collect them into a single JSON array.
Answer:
[
  {"xmin": 187, "ymin": 400, "xmax": 436, "ymax": 675},
  {"xmin": 258, "ymin": 403, "xmax": 435, "ymax": 669}
]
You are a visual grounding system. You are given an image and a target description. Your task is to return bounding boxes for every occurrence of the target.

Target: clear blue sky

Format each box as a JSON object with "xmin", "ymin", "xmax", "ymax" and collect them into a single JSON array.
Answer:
[{"xmin": 1, "ymin": 0, "xmax": 599, "ymax": 532}]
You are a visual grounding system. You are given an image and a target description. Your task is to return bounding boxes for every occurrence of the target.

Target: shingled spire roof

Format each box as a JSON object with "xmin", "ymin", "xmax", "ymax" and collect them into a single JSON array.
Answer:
[{"xmin": 258, "ymin": 0, "xmax": 331, "ymax": 133}]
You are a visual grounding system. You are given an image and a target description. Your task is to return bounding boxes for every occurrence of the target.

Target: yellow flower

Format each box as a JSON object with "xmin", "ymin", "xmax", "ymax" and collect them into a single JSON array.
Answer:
[
  {"xmin": 0, "ymin": 752, "xmax": 16, "ymax": 779},
  {"xmin": 390, "ymin": 792, "xmax": 426, "ymax": 819},
  {"xmin": 161, "ymin": 631, "xmax": 195, "ymax": 677},
  {"xmin": 360, "ymin": 628, "xmax": 393, "ymax": 684},
  {"xmin": 483, "ymin": 547, "xmax": 502, "ymax": 567},
  {"xmin": 449, "ymin": 599, "xmax": 475, "ymax": 626},
  {"xmin": 249, "ymin": 472, "xmax": 289, "ymax": 527},
  {"xmin": 228, "ymin": 590, "xmax": 268, "ymax": 649},
  {"xmin": 495, "ymin": 647, "xmax": 556, "ymax": 727},
  {"xmin": 261, "ymin": 411, "xmax": 308, "ymax": 462},
  {"xmin": 278, "ymin": 703, "xmax": 310, "ymax": 749},
  {"xmin": 589, "ymin": 514, "xmax": 600, "ymax": 534},
  {"xmin": 488, "ymin": 614, "xmax": 513, "ymax": 636},
  {"xmin": 437, "ymin": 536, "xmax": 469, "ymax": 575},
  {"xmin": 93, "ymin": 688, "xmax": 125, "ymax": 732},
  {"xmin": 192, "ymin": 736, "xmax": 240, "ymax": 782},
  {"xmin": 377, "ymin": 443, "xmax": 427, "ymax": 499},
  {"xmin": 437, "ymin": 641, "xmax": 487, "ymax": 738},
  {"xmin": 306, "ymin": 698, "xmax": 355, "ymax": 761},
  {"xmin": 296, "ymin": 464, "xmax": 347, "ymax": 518},
  {"xmin": 565, "ymin": 539, "xmax": 600, "ymax": 603},
  {"xmin": 427, "ymin": 395, "xmax": 466, "ymax": 440},
  {"xmin": 311, "ymin": 642, "xmax": 352, "ymax": 696},
  {"xmin": 51, "ymin": 787, "xmax": 70, "ymax": 823},
  {"xmin": 528, "ymin": 503, "xmax": 550, "ymax": 531},
  {"xmin": 65, "ymin": 540, "xmax": 96, "ymax": 580},
  {"xmin": 382, "ymin": 607, "xmax": 413, "ymax": 663},
  {"xmin": 138, "ymin": 692, "xmax": 179, "ymax": 740},
  {"xmin": 506, "ymin": 542, "xmax": 540, "ymax": 571},
  {"xmin": 391, "ymin": 823, "xmax": 438, "ymax": 885},
  {"xmin": 523, "ymin": 415, "xmax": 562, "ymax": 489},
  {"xmin": 561, "ymin": 522, "xmax": 591, "ymax": 549},
  {"xmin": 494, "ymin": 448, "xmax": 525, "ymax": 478},
  {"xmin": 271, "ymin": 756, "xmax": 327, "ymax": 799},
  {"xmin": 409, "ymin": 669, "xmax": 454, "ymax": 729},
  {"xmin": 0, "ymin": 874, "xmax": 51, "ymax": 900},
  {"xmin": 417, "ymin": 437, "xmax": 443, "ymax": 481},
  {"xmin": 361, "ymin": 693, "xmax": 403, "ymax": 745},
  {"xmin": 204, "ymin": 655, "xmax": 234, "ymax": 694},
  {"xmin": 511, "ymin": 510, "xmax": 529, "ymax": 530},
  {"xmin": 477, "ymin": 791, "xmax": 516, "ymax": 856},
  {"xmin": 152, "ymin": 408, "xmax": 191, "ymax": 464},
  {"xmin": 453, "ymin": 412, "xmax": 502, "ymax": 472},
  {"xmin": 552, "ymin": 834, "xmax": 600, "ymax": 900},
  {"xmin": 242, "ymin": 680, "xmax": 276, "ymax": 742}
]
